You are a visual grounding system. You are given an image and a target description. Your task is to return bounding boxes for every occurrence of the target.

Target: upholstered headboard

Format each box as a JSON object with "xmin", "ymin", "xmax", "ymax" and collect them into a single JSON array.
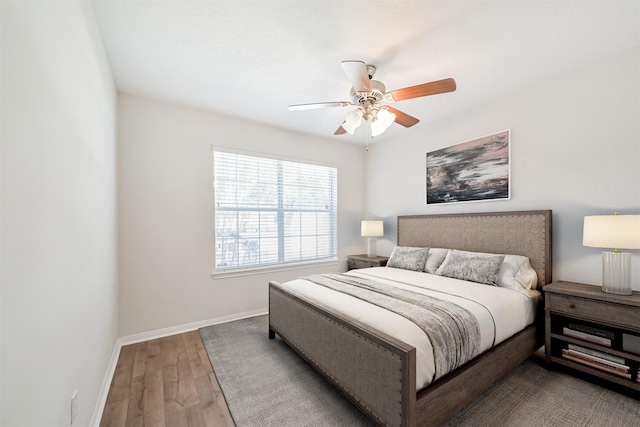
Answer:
[{"xmin": 397, "ymin": 210, "xmax": 552, "ymax": 287}]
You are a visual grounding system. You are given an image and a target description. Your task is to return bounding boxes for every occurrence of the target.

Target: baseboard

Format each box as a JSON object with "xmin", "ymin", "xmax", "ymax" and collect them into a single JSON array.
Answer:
[
  {"xmin": 118, "ymin": 307, "xmax": 268, "ymax": 346},
  {"xmin": 90, "ymin": 338, "xmax": 121, "ymax": 427},
  {"xmin": 90, "ymin": 308, "xmax": 268, "ymax": 426}
]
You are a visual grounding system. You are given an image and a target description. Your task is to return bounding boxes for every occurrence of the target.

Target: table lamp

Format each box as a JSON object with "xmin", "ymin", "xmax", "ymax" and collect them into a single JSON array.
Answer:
[
  {"xmin": 583, "ymin": 212, "xmax": 640, "ymax": 295},
  {"xmin": 361, "ymin": 220, "xmax": 384, "ymax": 257}
]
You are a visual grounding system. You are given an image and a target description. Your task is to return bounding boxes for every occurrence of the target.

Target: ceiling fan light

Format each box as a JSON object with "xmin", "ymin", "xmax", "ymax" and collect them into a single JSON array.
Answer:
[
  {"xmin": 370, "ymin": 109, "xmax": 396, "ymax": 137},
  {"xmin": 343, "ymin": 109, "xmax": 363, "ymax": 135}
]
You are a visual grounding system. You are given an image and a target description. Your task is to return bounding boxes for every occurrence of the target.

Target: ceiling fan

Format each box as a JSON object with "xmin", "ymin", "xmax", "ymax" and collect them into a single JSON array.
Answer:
[{"xmin": 288, "ymin": 60, "xmax": 456, "ymax": 137}]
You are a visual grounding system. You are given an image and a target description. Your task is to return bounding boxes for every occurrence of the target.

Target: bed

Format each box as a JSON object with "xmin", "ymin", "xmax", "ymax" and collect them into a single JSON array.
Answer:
[{"xmin": 268, "ymin": 210, "xmax": 552, "ymax": 426}]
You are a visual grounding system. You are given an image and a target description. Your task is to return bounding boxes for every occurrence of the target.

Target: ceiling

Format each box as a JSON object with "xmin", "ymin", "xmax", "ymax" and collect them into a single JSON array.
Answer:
[{"xmin": 91, "ymin": 1, "xmax": 639, "ymax": 144}]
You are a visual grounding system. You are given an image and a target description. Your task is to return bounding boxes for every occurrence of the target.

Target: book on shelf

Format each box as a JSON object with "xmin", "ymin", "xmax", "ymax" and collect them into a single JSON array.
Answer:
[
  {"xmin": 562, "ymin": 348, "xmax": 629, "ymax": 372},
  {"xmin": 562, "ymin": 350, "xmax": 631, "ymax": 378},
  {"xmin": 567, "ymin": 343, "xmax": 626, "ymax": 365},
  {"xmin": 567, "ymin": 322, "xmax": 615, "ymax": 340},
  {"xmin": 563, "ymin": 327, "xmax": 611, "ymax": 347}
]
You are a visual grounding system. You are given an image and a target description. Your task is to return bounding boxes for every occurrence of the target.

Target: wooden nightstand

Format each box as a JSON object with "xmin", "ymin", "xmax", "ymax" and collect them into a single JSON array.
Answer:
[
  {"xmin": 544, "ymin": 281, "xmax": 640, "ymax": 393},
  {"xmin": 347, "ymin": 254, "xmax": 388, "ymax": 270}
]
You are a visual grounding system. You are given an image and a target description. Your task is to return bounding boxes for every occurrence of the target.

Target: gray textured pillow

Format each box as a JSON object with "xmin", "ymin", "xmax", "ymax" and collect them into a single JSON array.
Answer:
[
  {"xmin": 387, "ymin": 246, "xmax": 429, "ymax": 271},
  {"xmin": 435, "ymin": 250, "xmax": 505, "ymax": 286}
]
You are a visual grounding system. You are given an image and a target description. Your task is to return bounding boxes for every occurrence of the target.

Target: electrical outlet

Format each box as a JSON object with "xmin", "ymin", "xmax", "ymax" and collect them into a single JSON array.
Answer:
[{"xmin": 70, "ymin": 390, "xmax": 78, "ymax": 425}]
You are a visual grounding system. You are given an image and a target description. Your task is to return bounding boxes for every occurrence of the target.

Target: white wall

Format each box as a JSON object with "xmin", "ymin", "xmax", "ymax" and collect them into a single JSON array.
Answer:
[
  {"xmin": 366, "ymin": 48, "xmax": 640, "ymax": 290},
  {"xmin": 1, "ymin": 2, "xmax": 118, "ymax": 426},
  {"xmin": 117, "ymin": 94, "xmax": 365, "ymax": 336}
]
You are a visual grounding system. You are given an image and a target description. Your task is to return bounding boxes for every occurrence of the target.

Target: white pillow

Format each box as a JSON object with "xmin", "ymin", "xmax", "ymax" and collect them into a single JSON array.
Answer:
[
  {"xmin": 498, "ymin": 254, "xmax": 538, "ymax": 291},
  {"xmin": 424, "ymin": 248, "xmax": 450, "ymax": 274}
]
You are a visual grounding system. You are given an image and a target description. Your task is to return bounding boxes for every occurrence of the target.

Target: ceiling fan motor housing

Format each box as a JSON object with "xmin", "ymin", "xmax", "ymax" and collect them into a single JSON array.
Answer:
[{"xmin": 350, "ymin": 80, "xmax": 386, "ymax": 106}]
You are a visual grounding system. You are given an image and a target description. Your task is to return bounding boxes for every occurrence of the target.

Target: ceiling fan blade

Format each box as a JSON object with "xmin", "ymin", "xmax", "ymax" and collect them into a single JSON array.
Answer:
[
  {"xmin": 385, "ymin": 106, "xmax": 419, "ymax": 128},
  {"xmin": 341, "ymin": 60, "xmax": 371, "ymax": 92},
  {"xmin": 288, "ymin": 101, "xmax": 351, "ymax": 111},
  {"xmin": 334, "ymin": 123, "xmax": 347, "ymax": 135},
  {"xmin": 388, "ymin": 78, "xmax": 456, "ymax": 102}
]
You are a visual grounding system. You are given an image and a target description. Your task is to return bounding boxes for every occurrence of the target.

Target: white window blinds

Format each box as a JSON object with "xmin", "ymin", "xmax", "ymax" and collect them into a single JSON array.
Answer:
[{"xmin": 213, "ymin": 150, "xmax": 337, "ymax": 272}]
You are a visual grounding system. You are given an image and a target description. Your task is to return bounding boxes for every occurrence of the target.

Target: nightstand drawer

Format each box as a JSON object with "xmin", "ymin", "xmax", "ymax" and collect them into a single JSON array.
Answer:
[
  {"xmin": 348, "ymin": 259, "xmax": 376, "ymax": 269},
  {"xmin": 547, "ymin": 293, "xmax": 640, "ymax": 330},
  {"xmin": 347, "ymin": 255, "xmax": 388, "ymax": 270}
]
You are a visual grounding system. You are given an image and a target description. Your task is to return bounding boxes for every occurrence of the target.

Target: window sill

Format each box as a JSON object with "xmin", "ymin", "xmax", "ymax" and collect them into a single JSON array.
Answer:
[{"xmin": 211, "ymin": 259, "xmax": 340, "ymax": 280}]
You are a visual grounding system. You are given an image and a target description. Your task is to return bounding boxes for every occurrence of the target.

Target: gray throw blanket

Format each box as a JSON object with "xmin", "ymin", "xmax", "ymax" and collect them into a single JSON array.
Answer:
[{"xmin": 303, "ymin": 273, "xmax": 481, "ymax": 380}]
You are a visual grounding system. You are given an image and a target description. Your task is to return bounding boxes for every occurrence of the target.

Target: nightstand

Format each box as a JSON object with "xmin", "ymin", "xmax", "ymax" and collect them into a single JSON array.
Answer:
[
  {"xmin": 544, "ymin": 281, "xmax": 640, "ymax": 393},
  {"xmin": 347, "ymin": 254, "xmax": 388, "ymax": 270}
]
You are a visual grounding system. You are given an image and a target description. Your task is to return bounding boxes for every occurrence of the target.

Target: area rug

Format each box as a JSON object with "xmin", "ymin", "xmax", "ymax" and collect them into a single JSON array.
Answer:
[
  {"xmin": 200, "ymin": 315, "xmax": 639, "ymax": 427},
  {"xmin": 200, "ymin": 315, "xmax": 373, "ymax": 426}
]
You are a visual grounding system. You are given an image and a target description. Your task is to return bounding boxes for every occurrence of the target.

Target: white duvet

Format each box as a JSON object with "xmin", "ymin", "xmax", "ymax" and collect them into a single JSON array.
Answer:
[{"xmin": 279, "ymin": 267, "xmax": 540, "ymax": 390}]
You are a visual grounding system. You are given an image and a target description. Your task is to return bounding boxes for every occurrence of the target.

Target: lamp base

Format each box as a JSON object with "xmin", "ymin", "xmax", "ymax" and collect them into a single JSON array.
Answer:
[
  {"xmin": 601, "ymin": 251, "xmax": 632, "ymax": 295},
  {"xmin": 367, "ymin": 237, "xmax": 377, "ymax": 258}
]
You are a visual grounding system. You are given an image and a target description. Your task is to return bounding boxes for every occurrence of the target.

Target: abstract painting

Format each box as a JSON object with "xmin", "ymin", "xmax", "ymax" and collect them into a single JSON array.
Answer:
[{"xmin": 426, "ymin": 130, "xmax": 510, "ymax": 204}]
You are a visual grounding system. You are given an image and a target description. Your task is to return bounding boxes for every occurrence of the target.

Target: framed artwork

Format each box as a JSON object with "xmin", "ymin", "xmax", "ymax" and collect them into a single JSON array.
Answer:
[{"xmin": 426, "ymin": 130, "xmax": 510, "ymax": 204}]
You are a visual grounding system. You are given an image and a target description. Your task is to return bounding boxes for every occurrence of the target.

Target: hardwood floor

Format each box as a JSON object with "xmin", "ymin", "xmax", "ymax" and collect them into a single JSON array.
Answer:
[{"xmin": 99, "ymin": 331, "xmax": 235, "ymax": 427}]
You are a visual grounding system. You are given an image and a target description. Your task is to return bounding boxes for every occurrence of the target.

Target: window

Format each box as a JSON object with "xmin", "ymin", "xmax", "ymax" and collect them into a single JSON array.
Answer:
[{"xmin": 213, "ymin": 150, "xmax": 337, "ymax": 272}]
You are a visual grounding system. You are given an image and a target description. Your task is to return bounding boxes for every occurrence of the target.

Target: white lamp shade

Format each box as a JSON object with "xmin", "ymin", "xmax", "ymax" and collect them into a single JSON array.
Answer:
[
  {"xmin": 370, "ymin": 109, "xmax": 396, "ymax": 137},
  {"xmin": 343, "ymin": 109, "xmax": 363, "ymax": 135},
  {"xmin": 583, "ymin": 214, "xmax": 640, "ymax": 250},
  {"xmin": 361, "ymin": 220, "xmax": 384, "ymax": 237}
]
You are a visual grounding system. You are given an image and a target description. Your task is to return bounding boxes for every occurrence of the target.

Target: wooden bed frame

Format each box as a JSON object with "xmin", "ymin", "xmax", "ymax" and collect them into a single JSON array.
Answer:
[{"xmin": 269, "ymin": 210, "xmax": 552, "ymax": 426}]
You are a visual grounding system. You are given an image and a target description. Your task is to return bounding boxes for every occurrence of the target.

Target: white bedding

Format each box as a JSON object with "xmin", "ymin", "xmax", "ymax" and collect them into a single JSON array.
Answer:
[{"xmin": 279, "ymin": 266, "xmax": 540, "ymax": 390}]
